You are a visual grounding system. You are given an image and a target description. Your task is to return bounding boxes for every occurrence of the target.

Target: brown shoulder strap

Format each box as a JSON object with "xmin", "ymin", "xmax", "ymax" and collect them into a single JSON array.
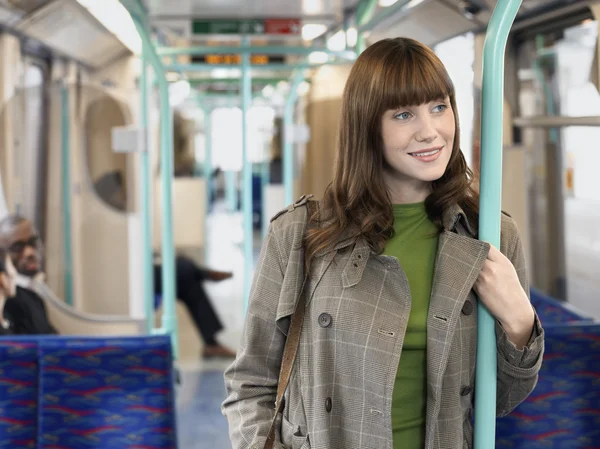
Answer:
[{"xmin": 263, "ymin": 200, "xmax": 318, "ymax": 449}]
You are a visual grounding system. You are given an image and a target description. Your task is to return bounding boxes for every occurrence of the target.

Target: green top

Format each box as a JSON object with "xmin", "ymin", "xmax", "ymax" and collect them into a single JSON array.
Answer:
[{"xmin": 383, "ymin": 202, "xmax": 439, "ymax": 448}]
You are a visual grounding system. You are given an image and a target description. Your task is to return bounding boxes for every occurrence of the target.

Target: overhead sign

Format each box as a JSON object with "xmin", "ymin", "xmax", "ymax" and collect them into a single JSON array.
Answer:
[
  {"xmin": 193, "ymin": 18, "xmax": 301, "ymax": 35},
  {"xmin": 264, "ymin": 19, "xmax": 301, "ymax": 35},
  {"xmin": 192, "ymin": 55, "xmax": 285, "ymax": 65}
]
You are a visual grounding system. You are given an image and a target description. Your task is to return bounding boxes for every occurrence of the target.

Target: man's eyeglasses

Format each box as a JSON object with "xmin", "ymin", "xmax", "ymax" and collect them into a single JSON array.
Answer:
[{"xmin": 8, "ymin": 235, "xmax": 39, "ymax": 254}]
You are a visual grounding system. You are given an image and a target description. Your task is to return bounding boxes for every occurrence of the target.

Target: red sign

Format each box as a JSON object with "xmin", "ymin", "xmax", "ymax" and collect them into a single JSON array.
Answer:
[{"xmin": 264, "ymin": 19, "xmax": 301, "ymax": 35}]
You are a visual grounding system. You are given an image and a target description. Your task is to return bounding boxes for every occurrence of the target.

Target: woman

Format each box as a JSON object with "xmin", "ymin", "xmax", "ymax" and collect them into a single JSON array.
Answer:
[
  {"xmin": 0, "ymin": 247, "xmax": 18, "ymax": 334},
  {"xmin": 223, "ymin": 38, "xmax": 544, "ymax": 449}
]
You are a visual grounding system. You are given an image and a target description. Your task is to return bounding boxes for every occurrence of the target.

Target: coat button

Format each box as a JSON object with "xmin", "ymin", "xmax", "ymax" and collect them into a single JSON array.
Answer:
[
  {"xmin": 461, "ymin": 386, "xmax": 473, "ymax": 396},
  {"xmin": 325, "ymin": 397, "xmax": 332, "ymax": 413},
  {"xmin": 462, "ymin": 300, "xmax": 473, "ymax": 316},
  {"xmin": 318, "ymin": 313, "xmax": 332, "ymax": 328}
]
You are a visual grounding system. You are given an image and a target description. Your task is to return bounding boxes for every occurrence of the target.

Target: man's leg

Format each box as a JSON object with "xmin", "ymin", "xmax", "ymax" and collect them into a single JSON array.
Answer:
[{"xmin": 154, "ymin": 257, "xmax": 235, "ymax": 357}]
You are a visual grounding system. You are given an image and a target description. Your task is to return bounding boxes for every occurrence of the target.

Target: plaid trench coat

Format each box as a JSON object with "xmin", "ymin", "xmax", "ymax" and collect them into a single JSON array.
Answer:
[{"xmin": 223, "ymin": 195, "xmax": 544, "ymax": 449}]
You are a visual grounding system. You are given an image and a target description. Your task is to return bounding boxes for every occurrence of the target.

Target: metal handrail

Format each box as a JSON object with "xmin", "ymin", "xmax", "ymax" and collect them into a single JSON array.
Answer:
[{"xmin": 476, "ymin": 0, "xmax": 523, "ymax": 447}]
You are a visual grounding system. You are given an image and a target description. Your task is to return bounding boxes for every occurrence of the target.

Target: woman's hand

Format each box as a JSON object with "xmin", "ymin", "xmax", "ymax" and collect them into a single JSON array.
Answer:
[{"xmin": 473, "ymin": 245, "xmax": 535, "ymax": 349}]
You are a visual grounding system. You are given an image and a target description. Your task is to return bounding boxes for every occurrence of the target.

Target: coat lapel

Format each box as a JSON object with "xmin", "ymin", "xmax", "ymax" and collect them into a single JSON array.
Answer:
[{"xmin": 425, "ymin": 227, "xmax": 489, "ymax": 447}]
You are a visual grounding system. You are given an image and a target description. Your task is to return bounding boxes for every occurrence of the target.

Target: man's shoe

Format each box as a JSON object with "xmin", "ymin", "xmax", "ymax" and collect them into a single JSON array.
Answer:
[
  {"xmin": 203, "ymin": 344, "xmax": 236, "ymax": 359},
  {"xmin": 206, "ymin": 270, "xmax": 233, "ymax": 282}
]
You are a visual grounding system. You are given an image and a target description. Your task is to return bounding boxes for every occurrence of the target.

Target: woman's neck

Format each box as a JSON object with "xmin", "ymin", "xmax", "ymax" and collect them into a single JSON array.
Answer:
[{"xmin": 385, "ymin": 178, "xmax": 431, "ymax": 204}]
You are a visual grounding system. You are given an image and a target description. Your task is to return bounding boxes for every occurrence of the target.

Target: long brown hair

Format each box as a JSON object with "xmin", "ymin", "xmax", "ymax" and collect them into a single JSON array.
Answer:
[{"xmin": 304, "ymin": 37, "xmax": 479, "ymax": 269}]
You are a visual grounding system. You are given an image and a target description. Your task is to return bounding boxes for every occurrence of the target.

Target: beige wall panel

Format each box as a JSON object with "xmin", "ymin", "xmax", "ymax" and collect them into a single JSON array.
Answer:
[
  {"xmin": 301, "ymin": 64, "xmax": 352, "ymax": 199},
  {"xmin": 502, "ymin": 146, "xmax": 531, "ymax": 276},
  {"xmin": 303, "ymin": 98, "xmax": 341, "ymax": 199},
  {"xmin": 0, "ymin": 34, "xmax": 21, "ymax": 213},
  {"xmin": 153, "ymin": 177, "xmax": 206, "ymax": 251}
]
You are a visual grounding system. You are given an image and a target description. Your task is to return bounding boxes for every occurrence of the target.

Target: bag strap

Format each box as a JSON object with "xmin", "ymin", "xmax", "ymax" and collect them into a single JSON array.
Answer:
[{"xmin": 263, "ymin": 200, "xmax": 318, "ymax": 449}]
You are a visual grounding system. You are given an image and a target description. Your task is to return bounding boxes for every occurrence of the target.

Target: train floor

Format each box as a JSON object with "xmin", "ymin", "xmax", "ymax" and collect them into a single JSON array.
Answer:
[
  {"xmin": 173, "ymin": 199, "xmax": 600, "ymax": 448},
  {"xmin": 174, "ymin": 202, "xmax": 251, "ymax": 448}
]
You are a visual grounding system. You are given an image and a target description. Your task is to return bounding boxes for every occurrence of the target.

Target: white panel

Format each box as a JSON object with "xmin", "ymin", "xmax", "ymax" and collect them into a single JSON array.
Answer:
[
  {"xmin": 16, "ymin": 0, "xmax": 126, "ymax": 68},
  {"xmin": 368, "ymin": 0, "xmax": 477, "ymax": 48},
  {"xmin": 112, "ymin": 125, "xmax": 143, "ymax": 153}
]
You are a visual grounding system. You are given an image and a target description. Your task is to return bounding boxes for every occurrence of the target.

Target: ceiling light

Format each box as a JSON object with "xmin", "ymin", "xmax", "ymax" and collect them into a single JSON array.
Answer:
[
  {"xmin": 169, "ymin": 80, "xmax": 191, "ymax": 107},
  {"xmin": 166, "ymin": 72, "xmax": 180, "ymax": 82},
  {"xmin": 379, "ymin": 0, "xmax": 399, "ymax": 6},
  {"xmin": 327, "ymin": 30, "xmax": 346, "ymax": 52},
  {"xmin": 346, "ymin": 27, "xmax": 358, "ymax": 48},
  {"xmin": 76, "ymin": 0, "xmax": 141, "ymax": 55},
  {"xmin": 302, "ymin": 24, "xmax": 327, "ymax": 41},
  {"xmin": 297, "ymin": 81, "xmax": 310, "ymax": 96},
  {"xmin": 308, "ymin": 51, "xmax": 329, "ymax": 64},
  {"xmin": 262, "ymin": 85, "xmax": 275, "ymax": 98}
]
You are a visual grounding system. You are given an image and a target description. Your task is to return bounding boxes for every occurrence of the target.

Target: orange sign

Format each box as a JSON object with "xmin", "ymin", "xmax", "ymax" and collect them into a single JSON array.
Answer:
[{"xmin": 204, "ymin": 54, "xmax": 270, "ymax": 65}]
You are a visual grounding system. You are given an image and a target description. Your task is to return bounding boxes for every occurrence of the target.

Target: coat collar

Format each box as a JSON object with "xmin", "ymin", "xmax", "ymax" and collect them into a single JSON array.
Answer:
[{"xmin": 316, "ymin": 201, "xmax": 476, "ymax": 258}]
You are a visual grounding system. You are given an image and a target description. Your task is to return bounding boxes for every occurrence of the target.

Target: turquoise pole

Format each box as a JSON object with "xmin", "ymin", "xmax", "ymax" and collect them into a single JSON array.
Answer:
[
  {"xmin": 122, "ymin": 0, "xmax": 178, "ymax": 357},
  {"xmin": 283, "ymin": 68, "xmax": 306, "ymax": 206},
  {"xmin": 476, "ymin": 0, "xmax": 522, "ymax": 447},
  {"xmin": 241, "ymin": 36, "xmax": 253, "ymax": 309},
  {"xmin": 203, "ymin": 105, "xmax": 212, "ymax": 258},
  {"xmin": 225, "ymin": 171, "xmax": 237, "ymax": 211},
  {"xmin": 356, "ymin": 0, "xmax": 411, "ymax": 33},
  {"xmin": 354, "ymin": 0, "xmax": 378, "ymax": 53},
  {"xmin": 141, "ymin": 46, "xmax": 154, "ymax": 334},
  {"xmin": 261, "ymin": 159, "xmax": 269, "ymax": 239},
  {"xmin": 60, "ymin": 83, "xmax": 74, "ymax": 307}
]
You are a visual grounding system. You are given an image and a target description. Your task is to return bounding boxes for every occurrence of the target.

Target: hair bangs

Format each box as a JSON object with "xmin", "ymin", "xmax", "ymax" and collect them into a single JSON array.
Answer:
[{"xmin": 380, "ymin": 47, "xmax": 454, "ymax": 111}]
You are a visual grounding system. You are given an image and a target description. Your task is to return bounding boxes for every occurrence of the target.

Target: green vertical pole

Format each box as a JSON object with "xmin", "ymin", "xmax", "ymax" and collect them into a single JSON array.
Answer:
[
  {"xmin": 476, "ymin": 0, "xmax": 522, "ymax": 447},
  {"xmin": 203, "ymin": 105, "xmax": 212, "ymax": 258},
  {"xmin": 241, "ymin": 35, "xmax": 253, "ymax": 308},
  {"xmin": 123, "ymin": 0, "xmax": 178, "ymax": 358},
  {"xmin": 261, "ymin": 159, "xmax": 269, "ymax": 239},
  {"xmin": 355, "ymin": 0, "xmax": 377, "ymax": 53},
  {"xmin": 203, "ymin": 106, "xmax": 213, "ymax": 209},
  {"xmin": 283, "ymin": 68, "xmax": 306, "ymax": 206},
  {"xmin": 60, "ymin": 82, "xmax": 74, "ymax": 307},
  {"xmin": 141, "ymin": 45, "xmax": 154, "ymax": 334},
  {"xmin": 226, "ymin": 171, "xmax": 237, "ymax": 211}
]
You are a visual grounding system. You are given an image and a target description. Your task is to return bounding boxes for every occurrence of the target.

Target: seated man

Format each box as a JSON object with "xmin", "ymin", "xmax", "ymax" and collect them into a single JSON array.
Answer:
[
  {"xmin": 0, "ymin": 216, "xmax": 57, "ymax": 334},
  {"xmin": 153, "ymin": 255, "xmax": 235, "ymax": 358},
  {"xmin": 0, "ymin": 215, "xmax": 235, "ymax": 358}
]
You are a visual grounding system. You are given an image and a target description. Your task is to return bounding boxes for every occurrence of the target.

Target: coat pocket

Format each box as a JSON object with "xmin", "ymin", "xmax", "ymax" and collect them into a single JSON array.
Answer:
[{"xmin": 281, "ymin": 415, "xmax": 309, "ymax": 449}]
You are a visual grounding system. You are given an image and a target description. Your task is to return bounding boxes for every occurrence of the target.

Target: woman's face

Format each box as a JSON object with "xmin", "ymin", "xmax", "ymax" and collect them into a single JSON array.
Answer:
[
  {"xmin": 0, "ymin": 256, "xmax": 17, "ymax": 298},
  {"xmin": 380, "ymin": 97, "xmax": 455, "ymax": 200}
]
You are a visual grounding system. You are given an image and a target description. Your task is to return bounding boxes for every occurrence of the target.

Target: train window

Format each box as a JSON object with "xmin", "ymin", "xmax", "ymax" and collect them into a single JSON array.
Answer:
[
  {"xmin": 210, "ymin": 106, "xmax": 276, "ymax": 172},
  {"xmin": 84, "ymin": 94, "xmax": 131, "ymax": 212},
  {"xmin": 434, "ymin": 33, "xmax": 475, "ymax": 168},
  {"xmin": 555, "ymin": 20, "xmax": 600, "ymax": 201},
  {"xmin": 211, "ymin": 107, "xmax": 242, "ymax": 172}
]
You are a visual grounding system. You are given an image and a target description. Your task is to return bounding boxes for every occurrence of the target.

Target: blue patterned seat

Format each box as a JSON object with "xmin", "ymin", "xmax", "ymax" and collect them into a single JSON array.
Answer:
[
  {"xmin": 0, "ymin": 338, "xmax": 39, "ymax": 449},
  {"xmin": 497, "ymin": 291, "xmax": 600, "ymax": 448},
  {"xmin": 530, "ymin": 288, "xmax": 593, "ymax": 325},
  {"xmin": 0, "ymin": 335, "xmax": 177, "ymax": 449}
]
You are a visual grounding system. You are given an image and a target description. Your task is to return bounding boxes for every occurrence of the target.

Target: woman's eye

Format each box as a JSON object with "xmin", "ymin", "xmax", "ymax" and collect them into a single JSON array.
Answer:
[
  {"xmin": 394, "ymin": 112, "xmax": 410, "ymax": 120},
  {"xmin": 433, "ymin": 104, "xmax": 447, "ymax": 113}
]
